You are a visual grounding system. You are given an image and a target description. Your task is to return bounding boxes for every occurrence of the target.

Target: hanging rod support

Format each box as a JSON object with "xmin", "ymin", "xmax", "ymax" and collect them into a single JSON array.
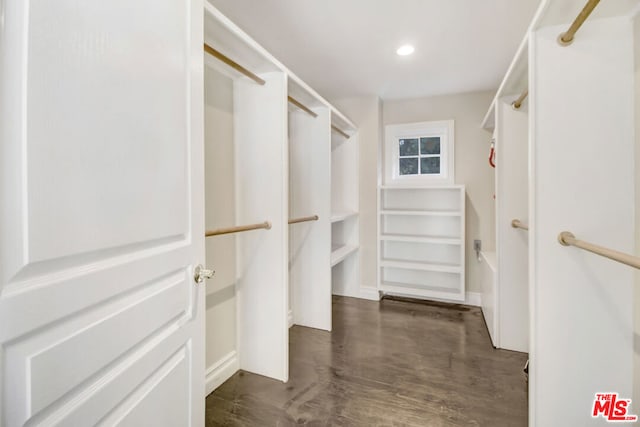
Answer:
[
  {"xmin": 288, "ymin": 215, "xmax": 319, "ymax": 225},
  {"xmin": 512, "ymin": 90, "xmax": 529, "ymax": 110},
  {"xmin": 331, "ymin": 125, "xmax": 350, "ymax": 139},
  {"xmin": 511, "ymin": 219, "xmax": 529, "ymax": 231},
  {"xmin": 288, "ymin": 96, "xmax": 318, "ymax": 118},
  {"xmin": 558, "ymin": 231, "xmax": 640, "ymax": 270},
  {"xmin": 203, "ymin": 43, "xmax": 266, "ymax": 85},
  {"xmin": 558, "ymin": 0, "xmax": 601, "ymax": 46},
  {"xmin": 206, "ymin": 221, "xmax": 271, "ymax": 237}
]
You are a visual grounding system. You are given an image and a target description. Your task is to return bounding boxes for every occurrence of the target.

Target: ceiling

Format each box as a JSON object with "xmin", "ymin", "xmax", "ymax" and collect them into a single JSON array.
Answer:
[{"xmin": 207, "ymin": 0, "xmax": 541, "ymax": 102}]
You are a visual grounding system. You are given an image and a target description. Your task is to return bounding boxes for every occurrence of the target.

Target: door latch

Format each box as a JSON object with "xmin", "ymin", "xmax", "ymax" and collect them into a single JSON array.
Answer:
[{"xmin": 194, "ymin": 265, "xmax": 215, "ymax": 284}]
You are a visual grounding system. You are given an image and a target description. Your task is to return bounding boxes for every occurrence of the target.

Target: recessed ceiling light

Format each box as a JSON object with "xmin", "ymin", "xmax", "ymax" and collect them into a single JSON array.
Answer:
[{"xmin": 396, "ymin": 45, "xmax": 415, "ymax": 56}]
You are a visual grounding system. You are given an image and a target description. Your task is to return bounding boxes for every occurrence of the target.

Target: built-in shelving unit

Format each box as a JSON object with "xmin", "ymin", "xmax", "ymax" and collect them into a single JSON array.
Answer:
[
  {"xmin": 330, "ymin": 126, "xmax": 360, "ymax": 297},
  {"xmin": 378, "ymin": 186, "xmax": 465, "ymax": 302},
  {"xmin": 203, "ymin": 0, "xmax": 359, "ymax": 388},
  {"xmin": 478, "ymin": 2, "xmax": 640, "ymax": 423}
]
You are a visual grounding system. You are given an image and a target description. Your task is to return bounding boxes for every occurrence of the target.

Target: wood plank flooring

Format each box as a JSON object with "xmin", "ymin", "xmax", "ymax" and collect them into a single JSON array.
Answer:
[{"xmin": 206, "ymin": 296, "xmax": 528, "ymax": 426}]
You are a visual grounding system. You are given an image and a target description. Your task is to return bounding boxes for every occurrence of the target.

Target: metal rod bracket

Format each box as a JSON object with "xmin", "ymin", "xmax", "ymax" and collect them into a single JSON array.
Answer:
[
  {"xmin": 557, "ymin": 0, "xmax": 601, "ymax": 47},
  {"xmin": 558, "ymin": 231, "xmax": 575, "ymax": 246},
  {"xmin": 557, "ymin": 33, "xmax": 574, "ymax": 46},
  {"xmin": 511, "ymin": 90, "xmax": 529, "ymax": 110},
  {"xmin": 511, "ymin": 219, "xmax": 529, "ymax": 231}
]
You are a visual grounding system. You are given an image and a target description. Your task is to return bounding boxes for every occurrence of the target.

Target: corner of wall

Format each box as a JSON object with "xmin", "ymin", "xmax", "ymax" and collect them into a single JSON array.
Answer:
[{"xmin": 205, "ymin": 350, "xmax": 239, "ymax": 396}]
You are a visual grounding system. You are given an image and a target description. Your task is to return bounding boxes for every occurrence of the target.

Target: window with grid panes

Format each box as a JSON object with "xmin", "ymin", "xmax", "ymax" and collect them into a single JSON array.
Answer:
[{"xmin": 384, "ymin": 120, "xmax": 454, "ymax": 185}]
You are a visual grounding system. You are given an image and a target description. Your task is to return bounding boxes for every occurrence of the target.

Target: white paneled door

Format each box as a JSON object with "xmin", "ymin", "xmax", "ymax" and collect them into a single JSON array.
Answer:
[{"xmin": 0, "ymin": 1, "xmax": 205, "ymax": 426}]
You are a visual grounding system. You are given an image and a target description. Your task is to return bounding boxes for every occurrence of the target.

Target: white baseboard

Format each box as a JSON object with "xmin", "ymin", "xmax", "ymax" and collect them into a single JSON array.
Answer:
[
  {"xmin": 288, "ymin": 309, "xmax": 293, "ymax": 328},
  {"xmin": 332, "ymin": 286, "xmax": 381, "ymax": 301},
  {"xmin": 358, "ymin": 287, "xmax": 381, "ymax": 301},
  {"xmin": 331, "ymin": 289, "xmax": 356, "ymax": 299},
  {"xmin": 464, "ymin": 292, "xmax": 482, "ymax": 307},
  {"xmin": 205, "ymin": 351, "xmax": 239, "ymax": 396}
]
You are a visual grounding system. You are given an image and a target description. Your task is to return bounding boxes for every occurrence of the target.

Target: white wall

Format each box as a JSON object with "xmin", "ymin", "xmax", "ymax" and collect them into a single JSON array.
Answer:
[
  {"xmin": 333, "ymin": 96, "xmax": 382, "ymax": 296},
  {"xmin": 383, "ymin": 91, "xmax": 496, "ymax": 294},
  {"xmin": 204, "ymin": 68, "xmax": 238, "ymax": 389}
]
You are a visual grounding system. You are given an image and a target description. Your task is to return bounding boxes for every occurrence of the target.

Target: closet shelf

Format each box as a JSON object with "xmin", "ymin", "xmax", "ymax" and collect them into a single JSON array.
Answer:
[
  {"xmin": 479, "ymin": 0, "xmax": 627, "ymax": 129},
  {"xmin": 204, "ymin": 2, "xmax": 357, "ymax": 133},
  {"xmin": 331, "ymin": 245, "xmax": 358, "ymax": 267},
  {"xmin": 380, "ymin": 185, "xmax": 465, "ymax": 190},
  {"xmin": 379, "ymin": 234, "xmax": 461, "ymax": 245},
  {"xmin": 379, "ymin": 282, "xmax": 464, "ymax": 301},
  {"xmin": 380, "ymin": 259, "xmax": 461, "ymax": 274},
  {"xmin": 330, "ymin": 211, "xmax": 359, "ymax": 223},
  {"xmin": 380, "ymin": 209, "xmax": 461, "ymax": 217}
]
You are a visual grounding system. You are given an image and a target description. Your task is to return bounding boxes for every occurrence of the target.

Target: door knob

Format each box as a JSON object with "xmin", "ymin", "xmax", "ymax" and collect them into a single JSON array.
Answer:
[{"xmin": 194, "ymin": 265, "xmax": 215, "ymax": 284}]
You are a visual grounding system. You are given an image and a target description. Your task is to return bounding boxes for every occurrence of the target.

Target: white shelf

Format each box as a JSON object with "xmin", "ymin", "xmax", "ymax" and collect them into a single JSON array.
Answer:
[
  {"xmin": 479, "ymin": 0, "xmax": 638, "ymax": 131},
  {"xmin": 380, "ymin": 209, "xmax": 461, "ymax": 217},
  {"xmin": 380, "ymin": 234, "xmax": 461, "ymax": 245},
  {"xmin": 204, "ymin": 2, "xmax": 357, "ymax": 133},
  {"xmin": 380, "ymin": 185, "xmax": 465, "ymax": 190},
  {"xmin": 331, "ymin": 245, "xmax": 358, "ymax": 267},
  {"xmin": 330, "ymin": 211, "xmax": 359, "ymax": 223},
  {"xmin": 380, "ymin": 259, "xmax": 461, "ymax": 274},
  {"xmin": 379, "ymin": 282, "xmax": 464, "ymax": 302}
]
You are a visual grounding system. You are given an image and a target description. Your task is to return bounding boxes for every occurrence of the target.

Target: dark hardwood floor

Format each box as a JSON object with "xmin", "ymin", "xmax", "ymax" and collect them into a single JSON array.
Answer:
[{"xmin": 206, "ymin": 296, "xmax": 528, "ymax": 426}]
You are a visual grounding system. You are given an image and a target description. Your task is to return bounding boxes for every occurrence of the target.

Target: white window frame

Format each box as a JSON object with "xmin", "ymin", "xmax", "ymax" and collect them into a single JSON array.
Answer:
[{"xmin": 384, "ymin": 120, "xmax": 455, "ymax": 186}]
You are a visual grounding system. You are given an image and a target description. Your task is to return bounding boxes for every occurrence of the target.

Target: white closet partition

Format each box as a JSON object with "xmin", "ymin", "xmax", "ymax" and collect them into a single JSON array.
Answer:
[
  {"xmin": 494, "ymin": 97, "xmax": 529, "ymax": 352},
  {"xmin": 530, "ymin": 16, "xmax": 635, "ymax": 426},
  {"xmin": 289, "ymin": 107, "xmax": 332, "ymax": 331},
  {"xmin": 480, "ymin": 9, "xmax": 531, "ymax": 353},
  {"xmin": 234, "ymin": 72, "xmax": 289, "ymax": 382},
  {"xmin": 634, "ymin": 10, "xmax": 640, "ymax": 408},
  {"xmin": 204, "ymin": 67, "xmax": 239, "ymax": 394}
]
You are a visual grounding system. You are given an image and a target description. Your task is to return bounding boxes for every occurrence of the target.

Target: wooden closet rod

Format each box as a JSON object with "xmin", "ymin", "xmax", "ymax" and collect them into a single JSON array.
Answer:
[
  {"xmin": 512, "ymin": 90, "xmax": 529, "ymax": 110},
  {"xmin": 511, "ymin": 219, "xmax": 529, "ymax": 231},
  {"xmin": 331, "ymin": 125, "xmax": 350, "ymax": 139},
  {"xmin": 558, "ymin": 0, "xmax": 600, "ymax": 46},
  {"xmin": 206, "ymin": 221, "xmax": 271, "ymax": 237},
  {"xmin": 288, "ymin": 215, "xmax": 319, "ymax": 225},
  {"xmin": 558, "ymin": 231, "xmax": 640, "ymax": 270},
  {"xmin": 288, "ymin": 96, "xmax": 318, "ymax": 118},
  {"xmin": 203, "ymin": 43, "xmax": 266, "ymax": 85}
]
